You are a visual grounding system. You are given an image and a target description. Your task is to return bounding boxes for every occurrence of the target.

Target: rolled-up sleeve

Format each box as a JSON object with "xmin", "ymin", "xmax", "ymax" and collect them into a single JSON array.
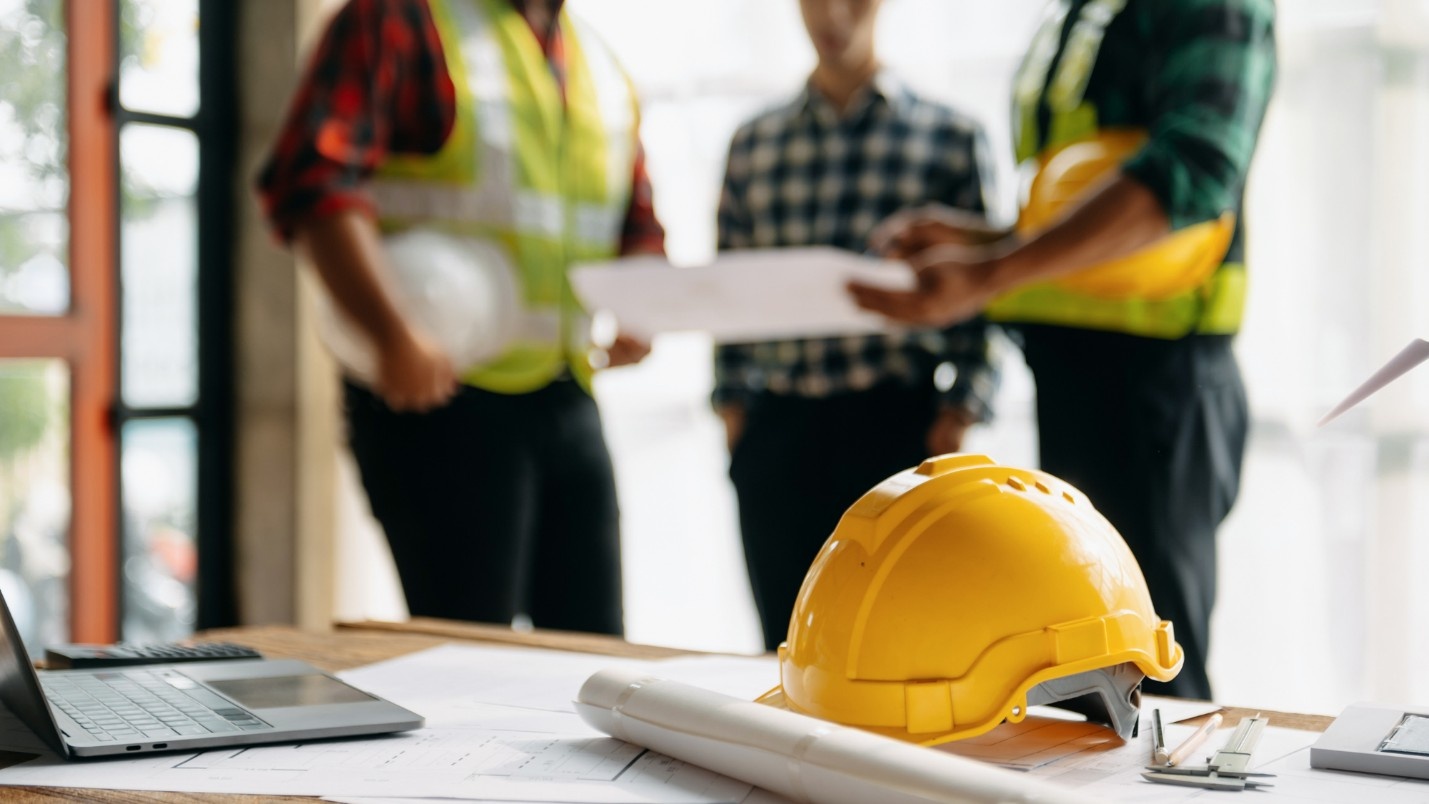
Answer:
[
  {"xmin": 1121, "ymin": 0, "xmax": 1276, "ymax": 230},
  {"xmin": 255, "ymin": 0, "xmax": 454, "ymax": 243}
]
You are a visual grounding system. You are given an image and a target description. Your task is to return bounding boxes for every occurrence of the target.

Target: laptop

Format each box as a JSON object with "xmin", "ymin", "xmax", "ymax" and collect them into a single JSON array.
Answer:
[{"xmin": 0, "ymin": 591, "xmax": 424, "ymax": 759}]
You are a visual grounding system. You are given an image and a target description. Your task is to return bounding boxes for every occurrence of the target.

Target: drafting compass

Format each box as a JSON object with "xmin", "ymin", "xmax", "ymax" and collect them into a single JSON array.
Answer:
[{"xmin": 1142, "ymin": 715, "xmax": 1276, "ymax": 790}]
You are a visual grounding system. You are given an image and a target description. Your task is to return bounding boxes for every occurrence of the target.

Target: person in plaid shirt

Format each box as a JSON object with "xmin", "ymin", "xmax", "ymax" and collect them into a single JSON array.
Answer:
[
  {"xmin": 853, "ymin": 0, "xmax": 1277, "ymax": 698},
  {"xmin": 257, "ymin": 0, "xmax": 662, "ymax": 636},
  {"xmin": 717, "ymin": 0, "xmax": 1002, "ymax": 652}
]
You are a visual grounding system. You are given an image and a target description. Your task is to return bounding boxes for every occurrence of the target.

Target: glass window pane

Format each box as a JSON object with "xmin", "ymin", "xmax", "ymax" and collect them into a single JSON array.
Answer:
[
  {"xmin": 0, "ymin": 0, "xmax": 70, "ymax": 316},
  {"xmin": 0, "ymin": 360, "xmax": 70, "ymax": 651},
  {"xmin": 121, "ymin": 123, "xmax": 198, "ymax": 408},
  {"xmin": 121, "ymin": 418, "xmax": 197, "ymax": 642},
  {"xmin": 119, "ymin": 0, "xmax": 199, "ymax": 118}
]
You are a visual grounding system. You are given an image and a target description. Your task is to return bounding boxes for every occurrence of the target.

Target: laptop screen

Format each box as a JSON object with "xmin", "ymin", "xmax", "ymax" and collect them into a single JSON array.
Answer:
[{"xmin": 0, "ymin": 588, "xmax": 64, "ymax": 755}]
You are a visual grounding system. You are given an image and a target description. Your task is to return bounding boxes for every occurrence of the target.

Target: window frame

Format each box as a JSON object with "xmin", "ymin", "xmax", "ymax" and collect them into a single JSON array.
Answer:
[
  {"xmin": 111, "ymin": 0, "xmax": 237, "ymax": 635},
  {"xmin": 0, "ymin": 0, "xmax": 120, "ymax": 642}
]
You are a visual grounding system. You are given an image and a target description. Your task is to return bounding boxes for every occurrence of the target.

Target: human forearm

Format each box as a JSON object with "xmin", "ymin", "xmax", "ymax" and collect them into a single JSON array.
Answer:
[
  {"xmin": 294, "ymin": 208, "xmax": 457, "ymax": 411},
  {"xmin": 987, "ymin": 173, "xmax": 1170, "ymax": 291},
  {"xmin": 855, "ymin": 175, "xmax": 1171, "ymax": 327},
  {"xmin": 294, "ymin": 208, "xmax": 411, "ymax": 349}
]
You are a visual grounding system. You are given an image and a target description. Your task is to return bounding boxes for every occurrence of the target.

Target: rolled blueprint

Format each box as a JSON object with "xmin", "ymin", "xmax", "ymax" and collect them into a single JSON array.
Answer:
[{"xmin": 576, "ymin": 668, "xmax": 1095, "ymax": 804}]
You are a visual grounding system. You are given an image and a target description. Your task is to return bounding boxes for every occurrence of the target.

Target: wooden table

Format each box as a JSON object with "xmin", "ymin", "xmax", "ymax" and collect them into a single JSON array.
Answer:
[{"xmin": 10, "ymin": 619, "xmax": 1335, "ymax": 802}]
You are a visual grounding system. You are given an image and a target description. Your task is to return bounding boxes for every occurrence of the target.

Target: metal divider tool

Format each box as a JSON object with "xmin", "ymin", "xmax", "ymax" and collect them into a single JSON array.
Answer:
[{"xmin": 1142, "ymin": 715, "xmax": 1276, "ymax": 790}]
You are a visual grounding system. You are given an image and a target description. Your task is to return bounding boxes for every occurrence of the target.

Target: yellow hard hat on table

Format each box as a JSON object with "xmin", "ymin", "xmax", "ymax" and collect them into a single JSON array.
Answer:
[
  {"xmin": 757, "ymin": 453, "xmax": 1182, "ymax": 746},
  {"xmin": 1015, "ymin": 129, "xmax": 1234, "ymax": 301}
]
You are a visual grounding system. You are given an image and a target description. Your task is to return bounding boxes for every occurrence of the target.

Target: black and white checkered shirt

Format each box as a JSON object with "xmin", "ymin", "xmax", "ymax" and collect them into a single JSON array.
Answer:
[{"xmin": 714, "ymin": 72, "xmax": 999, "ymax": 419}]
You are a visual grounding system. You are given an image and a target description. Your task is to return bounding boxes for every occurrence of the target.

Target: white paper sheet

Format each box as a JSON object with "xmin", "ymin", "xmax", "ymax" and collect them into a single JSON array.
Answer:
[
  {"xmin": 1318, "ymin": 338, "xmax": 1429, "ymax": 425},
  {"xmin": 0, "ymin": 728, "xmax": 749, "ymax": 801},
  {"xmin": 318, "ymin": 694, "xmax": 1217, "ymax": 804},
  {"xmin": 326, "ymin": 790, "xmax": 794, "ymax": 804},
  {"xmin": 336, "ymin": 643, "xmax": 654, "ymax": 717},
  {"xmin": 0, "ymin": 638, "xmax": 1329, "ymax": 803},
  {"xmin": 568, "ymin": 248, "xmax": 915, "ymax": 344},
  {"xmin": 576, "ymin": 667, "xmax": 1100, "ymax": 804},
  {"xmin": 1030, "ymin": 723, "xmax": 1322, "ymax": 800},
  {"xmin": 334, "ymin": 644, "xmax": 776, "ymax": 721},
  {"xmin": 648, "ymin": 655, "xmax": 783, "ymax": 702},
  {"xmin": 0, "ymin": 645, "xmax": 768, "ymax": 801}
]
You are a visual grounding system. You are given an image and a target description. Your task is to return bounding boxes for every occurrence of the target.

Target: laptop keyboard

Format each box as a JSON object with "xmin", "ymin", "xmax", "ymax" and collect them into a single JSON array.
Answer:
[{"xmin": 41, "ymin": 669, "xmax": 271, "ymax": 742}]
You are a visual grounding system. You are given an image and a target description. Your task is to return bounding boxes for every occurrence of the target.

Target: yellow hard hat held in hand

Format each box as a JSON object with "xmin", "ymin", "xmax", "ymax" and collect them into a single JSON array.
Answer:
[
  {"xmin": 757, "ymin": 453, "xmax": 1183, "ymax": 746},
  {"xmin": 1017, "ymin": 129, "xmax": 1234, "ymax": 300}
]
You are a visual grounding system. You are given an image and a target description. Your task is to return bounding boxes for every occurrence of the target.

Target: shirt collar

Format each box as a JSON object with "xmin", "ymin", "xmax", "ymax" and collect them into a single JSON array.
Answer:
[{"xmin": 800, "ymin": 69, "xmax": 912, "ymax": 124}]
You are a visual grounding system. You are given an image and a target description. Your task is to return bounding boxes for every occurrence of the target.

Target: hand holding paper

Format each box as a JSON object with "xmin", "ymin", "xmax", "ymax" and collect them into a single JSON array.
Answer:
[{"xmin": 570, "ymin": 247, "xmax": 915, "ymax": 344}]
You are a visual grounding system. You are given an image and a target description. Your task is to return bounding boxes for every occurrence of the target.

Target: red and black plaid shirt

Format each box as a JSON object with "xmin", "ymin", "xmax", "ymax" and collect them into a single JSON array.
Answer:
[{"xmin": 256, "ymin": 0, "xmax": 664, "ymax": 254}]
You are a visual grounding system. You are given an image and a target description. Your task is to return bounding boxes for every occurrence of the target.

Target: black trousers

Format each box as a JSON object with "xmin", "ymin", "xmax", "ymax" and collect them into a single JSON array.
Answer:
[
  {"xmin": 344, "ymin": 379, "xmax": 623, "ymax": 636},
  {"xmin": 1019, "ymin": 326, "xmax": 1248, "ymax": 700},
  {"xmin": 730, "ymin": 383, "xmax": 940, "ymax": 651}
]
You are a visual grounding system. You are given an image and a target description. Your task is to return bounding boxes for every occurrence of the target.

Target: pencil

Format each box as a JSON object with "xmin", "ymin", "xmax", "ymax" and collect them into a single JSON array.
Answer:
[{"xmin": 1166, "ymin": 713, "xmax": 1223, "ymax": 767}]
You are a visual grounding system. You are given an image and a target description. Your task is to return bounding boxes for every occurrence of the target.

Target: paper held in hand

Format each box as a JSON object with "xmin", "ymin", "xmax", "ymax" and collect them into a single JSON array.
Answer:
[{"xmin": 569, "ymin": 247, "xmax": 916, "ymax": 344}]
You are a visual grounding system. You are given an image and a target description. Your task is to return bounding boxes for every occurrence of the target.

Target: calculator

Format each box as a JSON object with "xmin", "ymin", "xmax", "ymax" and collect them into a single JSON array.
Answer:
[{"xmin": 43, "ymin": 641, "xmax": 264, "ymax": 669}]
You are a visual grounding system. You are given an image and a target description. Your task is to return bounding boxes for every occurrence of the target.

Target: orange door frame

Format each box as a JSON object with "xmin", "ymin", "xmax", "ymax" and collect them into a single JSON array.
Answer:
[{"xmin": 0, "ymin": 2, "xmax": 119, "ymax": 643}]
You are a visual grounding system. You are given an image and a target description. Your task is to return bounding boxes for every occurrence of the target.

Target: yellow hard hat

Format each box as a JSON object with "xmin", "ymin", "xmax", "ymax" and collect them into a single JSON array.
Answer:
[
  {"xmin": 757, "ymin": 453, "xmax": 1182, "ymax": 746},
  {"xmin": 1016, "ymin": 129, "xmax": 1234, "ymax": 300}
]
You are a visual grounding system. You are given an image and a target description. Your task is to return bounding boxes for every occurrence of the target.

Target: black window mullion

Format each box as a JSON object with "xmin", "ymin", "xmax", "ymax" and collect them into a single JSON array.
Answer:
[
  {"xmin": 114, "ymin": 405, "xmax": 199, "ymax": 421},
  {"xmin": 111, "ymin": 0, "xmax": 237, "ymax": 635},
  {"xmin": 193, "ymin": 0, "xmax": 236, "ymax": 630}
]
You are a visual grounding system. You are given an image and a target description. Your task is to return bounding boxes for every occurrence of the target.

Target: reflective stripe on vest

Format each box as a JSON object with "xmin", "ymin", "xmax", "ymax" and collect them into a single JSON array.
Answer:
[
  {"xmin": 987, "ymin": 263, "xmax": 1246, "ymax": 338},
  {"xmin": 371, "ymin": 0, "xmax": 636, "ymax": 392},
  {"xmin": 1003, "ymin": 0, "xmax": 1244, "ymax": 338}
]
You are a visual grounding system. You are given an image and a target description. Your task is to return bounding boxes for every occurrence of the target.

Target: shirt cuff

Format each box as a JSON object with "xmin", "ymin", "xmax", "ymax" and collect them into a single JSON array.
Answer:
[{"xmin": 266, "ymin": 190, "xmax": 376, "ymax": 245}]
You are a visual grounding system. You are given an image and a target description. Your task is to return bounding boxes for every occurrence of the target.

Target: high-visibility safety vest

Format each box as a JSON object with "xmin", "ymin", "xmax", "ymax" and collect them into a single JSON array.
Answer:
[
  {"xmin": 988, "ymin": 0, "xmax": 1246, "ymax": 338},
  {"xmin": 370, "ymin": 0, "xmax": 637, "ymax": 392}
]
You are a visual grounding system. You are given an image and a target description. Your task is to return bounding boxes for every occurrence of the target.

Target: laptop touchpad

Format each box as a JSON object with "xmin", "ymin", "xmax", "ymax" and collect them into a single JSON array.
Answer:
[{"xmin": 205, "ymin": 674, "xmax": 377, "ymax": 709}]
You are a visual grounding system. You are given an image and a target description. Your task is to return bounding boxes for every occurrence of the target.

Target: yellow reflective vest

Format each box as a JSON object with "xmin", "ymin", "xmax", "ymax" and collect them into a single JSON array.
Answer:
[
  {"xmin": 988, "ymin": 0, "xmax": 1246, "ymax": 338},
  {"xmin": 370, "ymin": 0, "xmax": 637, "ymax": 391}
]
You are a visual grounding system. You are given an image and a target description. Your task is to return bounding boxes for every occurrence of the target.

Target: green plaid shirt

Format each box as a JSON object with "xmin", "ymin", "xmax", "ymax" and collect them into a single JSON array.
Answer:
[{"xmin": 1013, "ymin": 0, "xmax": 1276, "ymax": 264}]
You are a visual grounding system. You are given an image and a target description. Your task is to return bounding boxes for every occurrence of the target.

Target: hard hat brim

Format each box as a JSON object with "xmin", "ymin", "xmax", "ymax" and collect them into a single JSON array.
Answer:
[{"xmin": 757, "ymin": 684, "xmax": 1007, "ymax": 747}]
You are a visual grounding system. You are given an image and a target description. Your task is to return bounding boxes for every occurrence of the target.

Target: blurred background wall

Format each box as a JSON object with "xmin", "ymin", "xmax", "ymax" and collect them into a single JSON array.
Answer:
[{"xmin": 1, "ymin": 0, "xmax": 1427, "ymax": 716}]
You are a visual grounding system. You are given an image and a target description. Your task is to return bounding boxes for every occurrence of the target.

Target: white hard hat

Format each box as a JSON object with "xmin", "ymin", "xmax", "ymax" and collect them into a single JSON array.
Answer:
[{"xmin": 314, "ymin": 229, "xmax": 521, "ymax": 384}]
